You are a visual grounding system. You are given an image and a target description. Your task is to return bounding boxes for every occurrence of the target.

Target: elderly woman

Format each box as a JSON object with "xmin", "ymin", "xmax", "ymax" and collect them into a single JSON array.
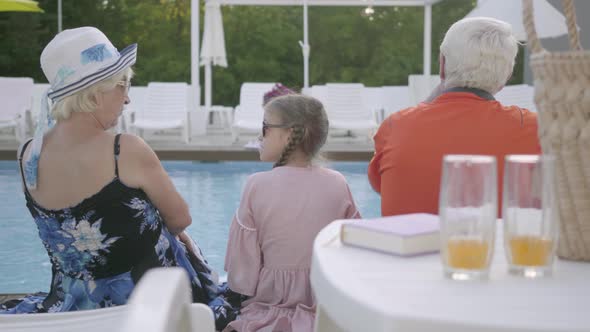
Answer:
[{"xmin": 0, "ymin": 27, "xmax": 236, "ymax": 328}]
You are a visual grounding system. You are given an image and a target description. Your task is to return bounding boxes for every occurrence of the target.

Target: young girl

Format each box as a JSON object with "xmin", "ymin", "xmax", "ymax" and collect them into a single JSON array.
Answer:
[{"xmin": 224, "ymin": 94, "xmax": 361, "ymax": 332}]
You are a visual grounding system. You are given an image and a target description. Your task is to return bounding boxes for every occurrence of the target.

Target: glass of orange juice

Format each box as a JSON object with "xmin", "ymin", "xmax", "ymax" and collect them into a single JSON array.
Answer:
[
  {"xmin": 503, "ymin": 155, "xmax": 557, "ymax": 278},
  {"xmin": 439, "ymin": 155, "xmax": 497, "ymax": 281}
]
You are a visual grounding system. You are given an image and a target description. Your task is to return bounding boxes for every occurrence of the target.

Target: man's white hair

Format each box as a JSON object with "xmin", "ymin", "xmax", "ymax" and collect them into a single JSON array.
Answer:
[
  {"xmin": 51, "ymin": 67, "xmax": 133, "ymax": 121},
  {"xmin": 440, "ymin": 17, "xmax": 518, "ymax": 95}
]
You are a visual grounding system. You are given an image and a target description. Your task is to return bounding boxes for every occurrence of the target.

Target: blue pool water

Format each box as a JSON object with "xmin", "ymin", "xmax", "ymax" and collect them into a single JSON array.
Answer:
[{"xmin": 0, "ymin": 161, "xmax": 380, "ymax": 293}]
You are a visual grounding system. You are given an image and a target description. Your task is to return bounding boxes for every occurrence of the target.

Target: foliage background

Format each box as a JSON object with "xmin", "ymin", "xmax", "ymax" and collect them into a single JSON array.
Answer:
[{"xmin": 0, "ymin": 0, "xmax": 523, "ymax": 106}]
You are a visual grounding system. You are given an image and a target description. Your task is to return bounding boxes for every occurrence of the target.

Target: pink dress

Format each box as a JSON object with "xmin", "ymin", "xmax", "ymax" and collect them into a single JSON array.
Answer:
[{"xmin": 224, "ymin": 166, "xmax": 360, "ymax": 332}]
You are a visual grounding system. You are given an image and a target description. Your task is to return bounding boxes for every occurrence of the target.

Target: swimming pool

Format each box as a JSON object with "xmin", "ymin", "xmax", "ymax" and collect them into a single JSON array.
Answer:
[{"xmin": 0, "ymin": 161, "xmax": 380, "ymax": 293}]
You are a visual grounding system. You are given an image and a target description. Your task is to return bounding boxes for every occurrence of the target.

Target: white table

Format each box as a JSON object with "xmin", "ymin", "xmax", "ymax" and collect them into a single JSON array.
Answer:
[{"xmin": 310, "ymin": 220, "xmax": 590, "ymax": 332}]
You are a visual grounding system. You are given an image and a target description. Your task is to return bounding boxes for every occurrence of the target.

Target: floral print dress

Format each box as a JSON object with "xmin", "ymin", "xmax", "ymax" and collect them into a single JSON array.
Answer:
[{"xmin": 0, "ymin": 135, "xmax": 237, "ymax": 330}]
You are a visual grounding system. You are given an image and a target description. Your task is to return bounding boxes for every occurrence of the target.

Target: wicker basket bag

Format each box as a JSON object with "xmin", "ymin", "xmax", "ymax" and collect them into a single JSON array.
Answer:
[{"xmin": 523, "ymin": 0, "xmax": 590, "ymax": 261}]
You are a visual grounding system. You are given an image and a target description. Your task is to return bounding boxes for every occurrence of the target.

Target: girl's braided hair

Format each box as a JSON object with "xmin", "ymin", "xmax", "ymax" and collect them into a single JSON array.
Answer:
[{"xmin": 265, "ymin": 94, "xmax": 329, "ymax": 168}]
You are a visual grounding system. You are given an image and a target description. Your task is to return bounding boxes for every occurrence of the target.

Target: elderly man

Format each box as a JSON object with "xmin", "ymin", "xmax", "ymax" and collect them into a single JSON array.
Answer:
[{"xmin": 368, "ymin": 17, "xmax": 540, "ymax": 216}]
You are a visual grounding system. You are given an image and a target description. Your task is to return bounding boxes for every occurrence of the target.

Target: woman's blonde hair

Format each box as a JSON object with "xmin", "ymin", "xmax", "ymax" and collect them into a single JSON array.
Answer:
[
  {"xmin": 264, "ymin": 94, "xmax": 329, "ymax": 168},
  {"xmin": 51, "ymin": 67, "xmax": 134, "ymax": 121}
]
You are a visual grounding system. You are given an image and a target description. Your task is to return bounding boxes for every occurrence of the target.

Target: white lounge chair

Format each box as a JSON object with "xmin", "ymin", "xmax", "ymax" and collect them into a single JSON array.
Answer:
[
  {"xmin": 325, "ymin": 83, "xmax": 378, "ymax": 137},
  {"xmin": 362, "ymin": 87, "xmax": 386, "ymax": 123},
  {"xmin": 231, "ymin": 82, "xmax": 276, "ymax": 141},
  {"xmin": 305, "ymin": 85, "xmax": 328, "ymax": 105},
  {"xmin": 0, "ymin": 77, "xmax": 34, "ymax": 143},
  {"xmin": 408, "ymin": 74, "xmax": 440, "ymax": 105},
  {"xmin": 118, "ymin": 86, "xmax": 147, "ymax": 133},
  {"xmin": 122, "ymin": 267, "xmax": 215, "ymax": 332},
  {"xmin": 131, "ymin": 82, "xmax": 190, "ymax": 144},
  {"xmin": 495, "ymin": 84, "xmax": 537, "ymax": 112},
  {"xmin": 0, "ymin": 268, "xmax": 215, "ymax": 332},
  {"xmin": 380, "ymin": 86, "xmax": 412, "ymax": 119}
]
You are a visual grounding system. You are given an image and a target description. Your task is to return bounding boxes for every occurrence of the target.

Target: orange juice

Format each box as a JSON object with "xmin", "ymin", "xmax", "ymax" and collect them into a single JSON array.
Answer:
[
  {"xmin": 447, "ymin": 238, "xmax": 489, "ymax": 269},
  {"xmin": 509, "ymin": 236, "xmax": 553, "ymax": 266}
]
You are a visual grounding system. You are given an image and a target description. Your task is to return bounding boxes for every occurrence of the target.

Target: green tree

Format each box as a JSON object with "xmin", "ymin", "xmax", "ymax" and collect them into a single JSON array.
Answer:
[
  {"xmin": 1, "ymin": 0, "xmax": 525, "ymax": 107},
  {"xmin": 0, "ymin": 7, "xmax": 47, "ymax": 81}
]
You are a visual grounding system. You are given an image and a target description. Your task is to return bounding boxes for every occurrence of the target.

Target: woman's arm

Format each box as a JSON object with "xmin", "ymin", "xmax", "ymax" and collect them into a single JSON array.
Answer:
[{"xmin": 118, "ymin": 134, "xmax": 191, "ymax": 235}]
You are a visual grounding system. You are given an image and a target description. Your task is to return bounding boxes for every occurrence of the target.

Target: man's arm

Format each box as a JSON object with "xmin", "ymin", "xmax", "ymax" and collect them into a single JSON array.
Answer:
[
  {"xmin": 368, "ymin": 152, "xmax": 382, "ymax": 194},
  {"xmin": 368, "ymin": 116, "xmax": 396, "ymax": 194}
]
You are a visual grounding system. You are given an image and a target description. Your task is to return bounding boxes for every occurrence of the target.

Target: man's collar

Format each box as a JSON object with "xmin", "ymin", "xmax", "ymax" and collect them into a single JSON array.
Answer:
[{"xmin": 442, "ymin": 87, "xmax": 495, "ymax": 101}]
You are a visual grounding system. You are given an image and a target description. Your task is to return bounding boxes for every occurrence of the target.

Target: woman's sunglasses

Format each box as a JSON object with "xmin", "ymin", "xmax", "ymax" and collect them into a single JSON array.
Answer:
[{"xmin": 262, "ymin": 121, "xmax": 291, "ymax": 137}]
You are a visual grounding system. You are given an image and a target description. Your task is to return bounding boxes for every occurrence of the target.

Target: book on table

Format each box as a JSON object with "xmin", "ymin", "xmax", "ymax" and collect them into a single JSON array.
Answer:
[{"xmin": 340, "ymin": 213, "xmax": 440, "ymax": 256}]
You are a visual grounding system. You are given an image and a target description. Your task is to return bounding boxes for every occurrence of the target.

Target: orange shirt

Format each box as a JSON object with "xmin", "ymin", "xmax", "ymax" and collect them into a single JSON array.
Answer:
[{"xmin": 368, "ymin": 92, "xmax": 541, "ymax": 217}]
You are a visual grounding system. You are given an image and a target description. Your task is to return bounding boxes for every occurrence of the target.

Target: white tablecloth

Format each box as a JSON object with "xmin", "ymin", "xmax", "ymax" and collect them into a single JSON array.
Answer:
[{"xmin": 310, "ymin": 220, "xmax": 590, "ymax": 332}]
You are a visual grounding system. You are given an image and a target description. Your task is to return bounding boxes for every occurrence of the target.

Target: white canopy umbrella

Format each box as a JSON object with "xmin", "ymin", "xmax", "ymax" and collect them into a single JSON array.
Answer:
[
  {"xmin": 200, "ymin": 0, "xmax": 228, "ymax": 108},
  {"xmin": 466, "ymin": 0, "xmax": 568, "ymax": 41}
]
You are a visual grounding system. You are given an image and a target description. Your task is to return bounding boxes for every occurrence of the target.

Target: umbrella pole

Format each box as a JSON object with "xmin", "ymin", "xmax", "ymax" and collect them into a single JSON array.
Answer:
[
  {"xmin": 205, "ymin": 63, "xmax": 212, "ymax": 109},
  {"xmin": 302, "ymin": 0, "xmax": 310, "ymax": 89},
  {"xmin": 191, "ymin": 0, "xmax": 201, "ymax": 109},
  {"xmin": 58, "ymin": 0, "xmax": 62, "ymax": 32},
  {"xmin": 423, "ymin": 3, "xmax": 432, "ymax": 76}
]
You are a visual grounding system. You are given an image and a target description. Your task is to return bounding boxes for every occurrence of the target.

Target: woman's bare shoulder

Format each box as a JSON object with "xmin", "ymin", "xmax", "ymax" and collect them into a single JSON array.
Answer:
[
  {"xmin": 115, "ymin": 134, "xmax": 162, "ymax": 188},
  {"xmin": 117, "ymin": 134, "xmax": 155, "ymax": 159}
]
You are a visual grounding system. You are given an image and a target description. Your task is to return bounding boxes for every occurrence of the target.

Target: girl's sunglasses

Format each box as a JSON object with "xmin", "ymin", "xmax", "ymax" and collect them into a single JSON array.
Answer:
[{"xmin": 262, "ymin": 121, "xmax": 290, "ymax": 137}]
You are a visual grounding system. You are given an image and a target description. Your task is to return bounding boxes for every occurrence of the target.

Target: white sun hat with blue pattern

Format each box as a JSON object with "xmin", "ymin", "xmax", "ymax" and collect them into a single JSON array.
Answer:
[{"xmin": 24, "ymin": 26, "xmax": 137, "ymax": 190}]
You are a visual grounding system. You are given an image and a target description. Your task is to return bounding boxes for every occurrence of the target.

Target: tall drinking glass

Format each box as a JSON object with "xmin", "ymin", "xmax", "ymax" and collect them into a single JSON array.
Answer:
[
  {"xmin": 439, "ymin": 155, "xmax": 498, "ymax": 280},
  {"xmin": 503, "ymin": 155, "xmax": 557, "ymax": 278}
]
